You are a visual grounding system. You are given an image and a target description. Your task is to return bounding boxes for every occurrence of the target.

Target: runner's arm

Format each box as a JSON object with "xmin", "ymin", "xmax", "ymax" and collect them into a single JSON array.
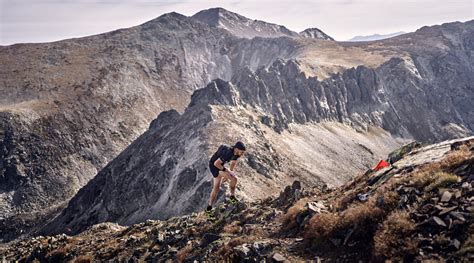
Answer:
[
  {"xmin": 213, "ymin": 158, "xmax": 227, "ymax": 171},
  {"xmin": 229, "ymin": 160, "xmax": 237, "ymax": 171}
]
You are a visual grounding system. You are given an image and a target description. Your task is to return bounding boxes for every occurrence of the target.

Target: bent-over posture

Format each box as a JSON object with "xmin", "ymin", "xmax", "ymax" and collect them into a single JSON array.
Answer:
[{"xmin": 205, "ymin": 141, "xmax": 246, "ymax": 219}]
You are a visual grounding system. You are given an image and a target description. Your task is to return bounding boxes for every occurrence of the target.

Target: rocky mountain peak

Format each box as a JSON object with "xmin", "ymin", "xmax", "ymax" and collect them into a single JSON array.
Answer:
[
  {"xmin": 191, "ymin": 7, "xmax": 232, "ymax": 27},
  {"xmin": 192, "ymin": 7, "xmax": 299, "ymax": 39},
  {"xmin": 299, "ymin": 28, "xmax": 334, "ymax": 40}
]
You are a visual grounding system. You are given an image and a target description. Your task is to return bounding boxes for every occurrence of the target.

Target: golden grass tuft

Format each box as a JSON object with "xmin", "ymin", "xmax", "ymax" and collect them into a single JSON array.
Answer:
[
  {"xmin": 407, "ymin": 169, "xmax": 460, "ymax": 193},
  {"xmin": 303, "ymin": 212, "xmax": 340, "ymax": 241},
  {"xmin": 280, "ymin": 197, "xmax": 310, "ymax": 231},
  {"xmin": 73, "ymin": 255, "xmax": 94, "ymax": 263},
  {"xmin": 216, "ymin": 236, "xmax": 258, "ymax": 259},
  {"xmin": 374, "ymin": 190, "xmax": 400, "ymax": 211},
  {"xmin": 373, "ymin": 210, "xmax": 416, "ymax": 259},
  {"xmin": 340, "ymin": 198, "xmax": 385, "ymax": 229},
  {"xmin": 223, "ymin": 222, "xmax": 242, "ymax": 235},
  {"xmin": 176, "ymin": 244, "xmax": 194, "ymax": 263},
  {"xmin": 304, "ymin": 197, "xmax": 385, "ymax": 245},
  {"xmin": 425, "ymin": 172, "xmax": 460, "ymax": 192},
  {"xmin": 439, "ymin": 144, "xmax": 472, "ymax": 169}
]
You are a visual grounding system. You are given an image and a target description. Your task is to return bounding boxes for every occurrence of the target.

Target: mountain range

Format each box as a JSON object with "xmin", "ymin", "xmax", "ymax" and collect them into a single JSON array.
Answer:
[{"xmin": 0, "ymin": 7, "xmax": 473, "ymax": 244}]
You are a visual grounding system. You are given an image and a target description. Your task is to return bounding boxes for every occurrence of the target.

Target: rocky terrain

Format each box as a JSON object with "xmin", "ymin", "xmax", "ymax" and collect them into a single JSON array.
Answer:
[
  {"xmin": 40, "ymin": 43, "xmax": 474, "ymax": 237},
  {"xmin": 0, "ymin": 9, "xmax": 303, "ymax": 241},
  {"xmin": 1, "ymin": 136, "xmax": 472, "ymax": 262},
  {"xmin": 1, "ymin": 8, "xmax": 473, "ymax": 243}
]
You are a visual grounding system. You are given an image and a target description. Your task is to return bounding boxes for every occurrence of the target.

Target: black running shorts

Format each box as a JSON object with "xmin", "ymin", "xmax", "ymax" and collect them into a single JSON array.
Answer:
[{"xmin": 209, "ymin": 162, "xmax": 220, "ymax": 178}]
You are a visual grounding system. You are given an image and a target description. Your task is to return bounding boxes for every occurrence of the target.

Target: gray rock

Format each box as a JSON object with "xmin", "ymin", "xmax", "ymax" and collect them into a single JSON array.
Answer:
[
  {"xmin": 428, "ymin": 216, "xmax": 447, "ymax": 227},
  {"xmin": 234, "ymin": 244, "xmax": 251, "ymax": 257},
  {"xmin": 307, "ymin": 201, "xmax": 326, "ymax": 214},
  {"xmin": 252, "ymin": 240, "xmax": 273, "ymax": 255},
  {"xmin": 440, "ymin": 191, "xmax": 453, "ymax": 203},
  {"xmin": 200, "ymin": 233, "xmax": 220, "ymax": 247},
  {"xmin": 272, "ymin": 252, "xmax": 287, "ymax": 262},
  {"xmin": 450, "ymin": 239, "xmax": 461, "ymax": 250},
  {"xmin": 450, "ymin": 212, "xmax": 466, "ymax": 222}
]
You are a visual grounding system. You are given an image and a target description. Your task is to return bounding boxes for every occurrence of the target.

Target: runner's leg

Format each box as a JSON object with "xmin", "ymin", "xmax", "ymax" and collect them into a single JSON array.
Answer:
[
  {"xmin": 208, "ymin": 175, "xmax": 222, "ymax": 206},
  {"xmin": 220, "ymin": 171, "xmax": 237, "ymax": 196}
]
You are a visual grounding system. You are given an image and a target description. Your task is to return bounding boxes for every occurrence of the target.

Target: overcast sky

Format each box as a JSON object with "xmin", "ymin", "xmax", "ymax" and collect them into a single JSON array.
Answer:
[{"xmin": 1, "ymin": 0, "xmax": 472, "ymax": 45}]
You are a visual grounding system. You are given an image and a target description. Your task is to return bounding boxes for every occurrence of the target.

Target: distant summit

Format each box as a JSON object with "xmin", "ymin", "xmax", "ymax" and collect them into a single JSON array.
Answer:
[
  {"xmin": 192, "ymin": 7, "xmax": 299, "ymax": 39},
  {"xmin": 348, "ymin": 31, "xmax": 406, "ymax": 41},
  {"xmin": 192, "ymin": 7, "xmax": 332, "ymax": 40},
  {"xmin": 299, "ymin": 28, "xmax": 334, "ymax": 40}
]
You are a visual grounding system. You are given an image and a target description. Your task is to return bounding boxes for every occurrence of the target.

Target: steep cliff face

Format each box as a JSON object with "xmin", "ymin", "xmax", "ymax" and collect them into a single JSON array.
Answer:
[{"xmin": 231, "ymin": 56, "xmax": 472, "ymax": 142}]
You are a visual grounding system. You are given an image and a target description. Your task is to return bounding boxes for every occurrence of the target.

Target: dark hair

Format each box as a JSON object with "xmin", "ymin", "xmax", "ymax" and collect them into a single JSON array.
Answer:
[{"xmin": 234, "ymin": 141, "xmax": 246, "ymax": 151}]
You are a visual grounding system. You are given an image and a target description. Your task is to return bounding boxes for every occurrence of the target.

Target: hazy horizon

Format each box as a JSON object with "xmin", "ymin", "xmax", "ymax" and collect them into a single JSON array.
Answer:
[{"xmin": 1, "ymin": 0, "xmax": 472, "ymax": 45}]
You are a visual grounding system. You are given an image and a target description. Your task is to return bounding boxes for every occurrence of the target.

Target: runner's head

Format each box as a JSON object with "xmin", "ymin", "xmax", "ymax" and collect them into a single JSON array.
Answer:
[{"xmin": 233, "ymin": 141, "xmax": 246, "ymax": 156}]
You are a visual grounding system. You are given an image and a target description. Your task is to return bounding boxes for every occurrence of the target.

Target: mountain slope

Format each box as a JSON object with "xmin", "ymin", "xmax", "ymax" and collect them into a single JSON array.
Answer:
[
  {"xmin": 39, "ymin": 59, "xmax": 409, "ymax": 236},
  {"xmin": 2, "ymin": 137, "xmax": 472, "ymax": 262},
  {"xmin": 1, "ymin": 10, "xmax": 473, "ymax": 243},
  {"xmin": 41, "ymin": 41, "xmax": 474, "ymax": 235},
  {"xmin": 0, "ymin": 11, "xmax": 303, "ymax": 241},
  {"xmin": 37, "ymin": 20, "xmax": 474, "ymax": 236}
]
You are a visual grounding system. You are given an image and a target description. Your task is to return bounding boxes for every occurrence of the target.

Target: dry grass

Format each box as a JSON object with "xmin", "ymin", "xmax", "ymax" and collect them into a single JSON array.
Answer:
[
  {"xmin": 47, "ymin": 247, "xmax": 71, "ymax": 261},
  {"xmin": 299, "ymin": 141, "xmax": 472, "ymax": 258},
  {"xmin": 374, "ymin": 190, "xmax": 400, "ymax": 211},
  {"xmin": 216, "ymin": 236, "xmax": 258, "ymax": 259},
  {"xmin": 373, "ymin": 210, "xmax": 416, "ymax": 260},
  {"xmin": 280, "ymin": 198, "xmax": 310, "ymax": 231},
  {"xmin": 408, "ymin": 169, "xmax": 459, "ymax": 192},
  {"xmin": 176, "ymin": 244, "xmax": 194, "ymax": 263},
  {"xmin": 425, "ymin": 172, "xmax": 460, "ymax": 192},
  {"xmin": 339, "ymin": 197, "xmax": 386, "ymax": 237},
  {"xmin": 73, "ymin": 255, "xmax": 94, "ymax": 263},
  {"xmin": 439, "ymin": 144, "xmax": 472, "ymax": 168},
  {"xmin": 335, "ymin": 190, "xmax": 358, "ymax": 211},
  {"xmin": 304, "ymin": 197, "xmax": 385, "ymax": 246},
  {"xmin": 303, "ymin": 212, "xmax": 340, "ymax": 241},
  {"xmin": 223, "ymin": 222, "xmax": 242, "ymax": 235}
]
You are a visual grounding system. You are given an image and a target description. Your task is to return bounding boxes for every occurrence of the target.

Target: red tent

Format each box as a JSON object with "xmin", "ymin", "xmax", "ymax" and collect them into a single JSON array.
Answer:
[{"xmin": 373, "ymin": 159, "xmax": 390, "ymax": 171}]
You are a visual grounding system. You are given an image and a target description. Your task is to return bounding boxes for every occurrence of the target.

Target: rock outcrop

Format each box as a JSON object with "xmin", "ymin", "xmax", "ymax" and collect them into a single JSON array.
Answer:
[
  {"xmin": 1, "ymin": 137, "xmax": 472, "ymax": 262},
  {"xmin": 299, "ymin": 28, "xmax": 334, "ymax": 40}
]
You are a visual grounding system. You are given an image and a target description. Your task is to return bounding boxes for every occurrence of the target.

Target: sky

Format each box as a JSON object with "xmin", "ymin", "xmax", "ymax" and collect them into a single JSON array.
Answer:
[{"xmin": 0, "ymin": 0, "xmax": 472, "ymax": 45}]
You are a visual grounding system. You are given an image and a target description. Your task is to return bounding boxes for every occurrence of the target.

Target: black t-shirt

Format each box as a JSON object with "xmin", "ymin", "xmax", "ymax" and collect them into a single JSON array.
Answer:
[{"xmin": 209, "ymin": 145, "xmax": 240, "ymax": 166}]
